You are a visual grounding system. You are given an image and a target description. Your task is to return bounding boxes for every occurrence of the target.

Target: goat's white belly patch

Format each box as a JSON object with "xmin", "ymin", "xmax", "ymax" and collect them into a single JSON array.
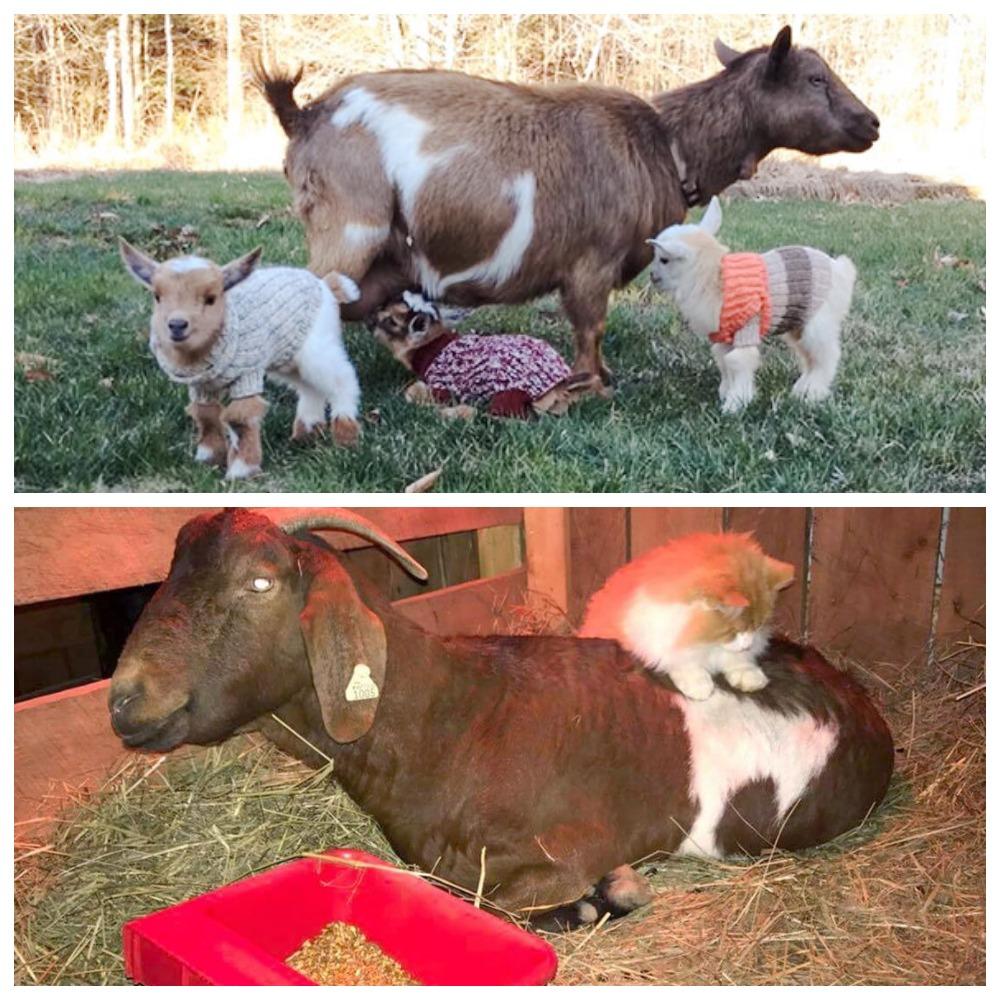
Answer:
[{"xmin": 675, "ymin": 691, "xmax": 839, "ymax": 858}]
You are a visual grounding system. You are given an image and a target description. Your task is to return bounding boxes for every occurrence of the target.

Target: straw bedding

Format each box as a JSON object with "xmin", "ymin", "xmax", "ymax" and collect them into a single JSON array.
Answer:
[{"xmin": 14, "ymin": 658, "xmax": 984, "ymax": 986}]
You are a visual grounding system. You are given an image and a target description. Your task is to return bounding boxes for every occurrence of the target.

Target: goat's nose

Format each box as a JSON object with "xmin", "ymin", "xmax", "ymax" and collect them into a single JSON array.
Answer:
[
  {"xmin": 110, "ymin": 689, "xmax": 141, "ymax": 721},
  {"xmin": 168, "ymin": 317, "xmax": 189, "ymax": 341}
]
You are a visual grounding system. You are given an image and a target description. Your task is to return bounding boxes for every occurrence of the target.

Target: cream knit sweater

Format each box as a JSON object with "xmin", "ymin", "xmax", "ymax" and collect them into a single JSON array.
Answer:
[{"xmin": 151, "ymin": 267, "xmax": 324, "ymax": 403}]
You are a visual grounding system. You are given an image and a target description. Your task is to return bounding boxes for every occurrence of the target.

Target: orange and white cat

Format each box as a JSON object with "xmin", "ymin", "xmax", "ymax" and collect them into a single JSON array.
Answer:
[{"xmin": 579, "ymin": 533, "xmax": 795, "ymax": 700}]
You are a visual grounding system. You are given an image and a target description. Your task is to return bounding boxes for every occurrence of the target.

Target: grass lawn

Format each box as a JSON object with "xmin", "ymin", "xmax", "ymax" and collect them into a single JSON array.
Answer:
[{"xmin": 14, "ymin": 171, "xmax": 985, "ymax": 493}]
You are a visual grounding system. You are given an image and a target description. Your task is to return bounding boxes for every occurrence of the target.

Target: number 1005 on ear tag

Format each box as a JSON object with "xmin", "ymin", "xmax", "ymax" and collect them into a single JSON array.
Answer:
[{"xmin": 345, "ymin": 663, "xmax": 379, "ymax": 702}]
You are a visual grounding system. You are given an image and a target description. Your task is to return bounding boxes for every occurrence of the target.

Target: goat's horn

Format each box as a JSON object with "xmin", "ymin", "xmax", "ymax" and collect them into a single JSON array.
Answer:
[{"xmin": 277, "ymin": 511, "xmax": 429, "ymax": 581}]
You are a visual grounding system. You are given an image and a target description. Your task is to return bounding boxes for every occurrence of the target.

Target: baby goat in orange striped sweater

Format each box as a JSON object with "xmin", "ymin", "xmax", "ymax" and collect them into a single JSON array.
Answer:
[{"xmin": 648, "ymin": 197, "xmax": 856, "ymax": 413}]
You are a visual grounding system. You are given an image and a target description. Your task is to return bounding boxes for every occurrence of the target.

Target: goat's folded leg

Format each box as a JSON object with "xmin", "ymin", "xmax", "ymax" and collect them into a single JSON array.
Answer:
[
  {"xmin": 186, "ymin": 400, "xmax": 227, "ymax": 467},
  {"xmin": 221, "ymin": 395, "xmax": 268, "ymax": 480},
  {"xmin": 528, "ymin": 865, "xmax": 654, "ymax": 932}
]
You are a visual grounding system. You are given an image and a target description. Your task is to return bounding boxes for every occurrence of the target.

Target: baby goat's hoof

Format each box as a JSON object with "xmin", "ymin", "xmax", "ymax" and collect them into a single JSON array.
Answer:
[
  {"xmin": 439, "ymin": 404, "xmax": 477, "ymax": 421},
  {"xmin": 291, "ymin": 418, "xmax": 325, "ymax": 443},
  {"xmin": 224, "ymin": 457, "xmax": 262, "ymax": 481},
  {"xmin": 792, "ymin": 377, "xmax": 833, "ymax": 403},
  {"xmin": 331, "ymin": 415, "xmax": 361, "ymax": 446},
  {"xmin": 404, "ymin": 381, "xmax": 435, "ymax": 405}
]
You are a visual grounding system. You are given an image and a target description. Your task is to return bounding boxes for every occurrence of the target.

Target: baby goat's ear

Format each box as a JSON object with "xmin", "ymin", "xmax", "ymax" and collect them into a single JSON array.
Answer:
[
  {"xmin": 299, "ymin": 556, "xmax": 386, "ymax": 744},
  {"xmin": 119, "ymin": 237, "xmax": 159, "ymax": 288},
  {"xmin": 221, "ymin": 246, "xmax": 263, "ymax": 291},
  {"xmin": 646, "ymin": 236, "xmax": 690, "ymax": 261},
  {"xmin": 700, "ymin": 196, "xmax": 723, "ymax": 237}
]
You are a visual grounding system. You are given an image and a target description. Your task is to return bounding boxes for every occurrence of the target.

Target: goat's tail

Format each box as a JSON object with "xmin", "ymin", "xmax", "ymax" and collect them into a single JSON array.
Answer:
[{"xmin": 251, "ymin": 55, "xmax": 305, "ymax": 138}]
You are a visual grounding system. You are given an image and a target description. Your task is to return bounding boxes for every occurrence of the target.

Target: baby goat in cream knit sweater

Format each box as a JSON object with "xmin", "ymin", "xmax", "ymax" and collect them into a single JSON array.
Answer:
[
  {"xmin": 120, "ymin": 240, "xmax": 361, "ymax": 479},
  {"xmin": 648, "ymin": 197, "xmax": 856, "ymax": 413}
]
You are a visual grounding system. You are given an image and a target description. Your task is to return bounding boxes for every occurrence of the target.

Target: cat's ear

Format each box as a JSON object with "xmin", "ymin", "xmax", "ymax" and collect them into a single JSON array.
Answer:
[
  {"xmin": 720, "ymin": 590, "xmax": 751, "ymax": 608},
  {"xmin": 766, "ymin": 558, "xmax": 796, "ymax": 591}
]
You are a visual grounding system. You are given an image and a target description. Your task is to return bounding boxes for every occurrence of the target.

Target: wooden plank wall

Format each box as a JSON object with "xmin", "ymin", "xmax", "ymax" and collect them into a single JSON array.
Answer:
[{"xmin": 548, "ymin": 508, "xmax": 983, "ymax": 685}]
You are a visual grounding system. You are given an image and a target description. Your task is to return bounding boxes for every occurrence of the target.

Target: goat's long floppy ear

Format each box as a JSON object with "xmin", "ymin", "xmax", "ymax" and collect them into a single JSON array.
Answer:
[
  {"xmin": 766, "ymin": 26, "xmax": 793, "ymax": 81},
  {"xmin": 221, "ymin": 246, "xmax": 263, "ymax": 291},
  {"xmin": 119, "ymin": 237, "xmax": 158, "ymax": 288},
  {"xmin": 700, "ymin": 196, "xmax": 723, "ymax": 237},
  {"xmin": 713, "ymin": 38, "xmax": 741, "ymax": 68},
  {"xmin": 299, "ymin": 559, "xmax": 387, "ymax": 743}
]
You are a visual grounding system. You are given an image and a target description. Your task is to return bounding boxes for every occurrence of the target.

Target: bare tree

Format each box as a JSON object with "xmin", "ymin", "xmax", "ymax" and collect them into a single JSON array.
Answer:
[
  {"xmin": 226, "ymin": 13, "xmax": 243, "ymax": 139},
  {"xmin": 164, "ymin": 13, "xmax": 174, "ymax": 137},
  {"xmin": 103, "ymin": 27, "xmax": 118, "ymax": 141},
  {"xmin": 118, "ymin": 13, "xmax": 134, "ymax": 147}
]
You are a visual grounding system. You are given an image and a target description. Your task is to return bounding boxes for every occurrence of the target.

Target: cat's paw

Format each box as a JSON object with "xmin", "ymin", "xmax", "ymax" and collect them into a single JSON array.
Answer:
[
  {"xmin": 671, "ymin": 669, "xmax": 717, "ymax": 701},
  {"xmin": 724, "ymin": 665, "xmax": 769, "ymax": 692}
]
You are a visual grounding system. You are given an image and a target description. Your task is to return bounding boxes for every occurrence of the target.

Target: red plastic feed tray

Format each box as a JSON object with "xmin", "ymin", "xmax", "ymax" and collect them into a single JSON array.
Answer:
[{"xmin": 122, "ymin": 848, "xmax": 558, "ymax": 986}]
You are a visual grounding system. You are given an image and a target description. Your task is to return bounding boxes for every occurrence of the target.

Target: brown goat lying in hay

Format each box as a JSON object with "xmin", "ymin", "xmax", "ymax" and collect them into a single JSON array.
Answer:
[
  {"xmin": 109, "ymin": 509, "xmax": 894, "ymax": 931},
  {"xmin": 254, "ymin": 26, "xmax": 879, "ymax": 382}
]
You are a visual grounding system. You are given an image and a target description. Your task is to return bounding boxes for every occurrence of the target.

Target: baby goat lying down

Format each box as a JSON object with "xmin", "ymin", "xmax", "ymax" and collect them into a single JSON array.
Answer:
[
  {"xmin": 368, "ymin": 293, "xmax": 603, "ymax": 419},
  {"xmin": 648, "ymin": 197, "xmax": 857, "ymax": 413},
  {"xmin": 109, "ymin": 509, "xmax": 895, "ymax": 933},
  {"xmin": 119, "ymin": 240, "xmax": 362, "ymax": 479}
]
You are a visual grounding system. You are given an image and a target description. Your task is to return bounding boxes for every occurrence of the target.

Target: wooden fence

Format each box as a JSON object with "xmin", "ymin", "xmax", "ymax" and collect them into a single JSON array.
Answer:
[{"xmin": 14, "ymin": 506, "xmax": 984, "ymax": 834}]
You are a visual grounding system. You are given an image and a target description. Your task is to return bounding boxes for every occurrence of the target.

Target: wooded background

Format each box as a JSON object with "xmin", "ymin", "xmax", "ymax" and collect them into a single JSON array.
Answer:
[{"xmin": 13, "ymin": 14, "xmax": 986, "ymax": 181}]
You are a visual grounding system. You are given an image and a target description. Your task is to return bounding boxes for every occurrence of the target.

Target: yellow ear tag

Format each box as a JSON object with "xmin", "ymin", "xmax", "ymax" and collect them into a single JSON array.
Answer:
[{"xmin": 345, "ymin": 664, "xmax": 380, "ymax": 702}]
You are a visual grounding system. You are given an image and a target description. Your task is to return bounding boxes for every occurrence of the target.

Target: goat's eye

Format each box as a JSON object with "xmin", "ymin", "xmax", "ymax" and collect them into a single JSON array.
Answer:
[
  {"xmin": 809, "ymin": 75, "xmax": 827, "ymax": 88},
  {"xmin": 659, "ymin": 255, "xmax": 670, "ymax": 265},
  {"xmin": 154, "ymin": 292, "xmax": 161, "ymax": 302},
  {"xmin": 250, "ymin": 577, "xmax": 273, "ymax": 593},
  {"xmin": 204, "ymin": 294, "xmax": 216, "ymax": 306}
]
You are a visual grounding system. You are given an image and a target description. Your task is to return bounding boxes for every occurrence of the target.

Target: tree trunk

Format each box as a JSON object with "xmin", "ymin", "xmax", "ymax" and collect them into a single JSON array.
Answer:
[
  {"xmin": 164, "ymin": 13, "xmax": 174, "ymax": 137},
  {"xmin": 119, "ymin": 14, "xmax": 134, "ymax": 148},
  {"xmin": 225, "ymin": 13, "xmax": 243, "ymax": 140},
  {"xmin": 104, "ymin": 28, "xmax": 118, "ymax": 141}
]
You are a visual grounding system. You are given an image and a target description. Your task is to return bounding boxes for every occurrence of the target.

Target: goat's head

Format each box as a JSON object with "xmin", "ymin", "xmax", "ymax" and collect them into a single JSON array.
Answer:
[
  {"xmin": 366, "ymin": 293, "xmax": 445, "ymax": 369},
  {"xmin": 647, "ymin": 196, "xmax": 727, "ymax": 294},
  {"xmin": 119, "ymin": 239, "xmax": 262, "ymax": 360},
  {"xmin": 108, "ymin": 509, "xmax": 428, "ymax": 752},
  {"xmin": 715, "ymin": 26, "xmax": 880, "ymax": 159}
]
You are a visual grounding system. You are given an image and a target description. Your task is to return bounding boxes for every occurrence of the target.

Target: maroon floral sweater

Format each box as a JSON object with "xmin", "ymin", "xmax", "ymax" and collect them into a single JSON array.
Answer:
[{"xmin": 411, "ymin": 332, "xmax": 572, "ymax": 418}]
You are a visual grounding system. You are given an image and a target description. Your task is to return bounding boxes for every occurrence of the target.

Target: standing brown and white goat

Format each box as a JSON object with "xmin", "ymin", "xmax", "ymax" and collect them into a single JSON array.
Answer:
[
  {"xmin": 119, "ymin": 241, "xmax": 362, "ymax": 479},
  {"xmin": 255, "ymin": 27, "xmax": 879, "ymax": 381},
  {"xmin": 109, "ymin": 509, "xmax": 894, "ymax": 932}
]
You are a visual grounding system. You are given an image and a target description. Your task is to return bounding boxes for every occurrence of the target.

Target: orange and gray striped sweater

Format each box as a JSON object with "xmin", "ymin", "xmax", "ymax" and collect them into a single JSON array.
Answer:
[{"xmin": 711, "ymin": 247, "xmax": 834, "ymax": 348}]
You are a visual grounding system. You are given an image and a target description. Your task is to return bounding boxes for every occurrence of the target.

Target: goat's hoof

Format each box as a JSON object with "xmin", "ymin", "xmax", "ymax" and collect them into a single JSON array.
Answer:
[
  {"xmin": 792, "ymin": 378, "xmax": 833, "ymax": 403},
  {"xmin": 439, "ymin": 404, "xmax": 477, "ymax": 421},
  {"xmin": 720, "ymin": 396, "xmax": 751, "ymax": 415},
  {"xmin": 224, "ymin": 458, "xmax": 262, "ymax": 481},
  {"xmin": 291, "ymin": 418, "xmax": 326, "ymax": 442},
  {"xmin": 404, "ymin": 381, "xmax": 435, "ymax": 405},
  {"xmin": 331, "ymin": 415, "xmax": 361, "ymax": 447}
]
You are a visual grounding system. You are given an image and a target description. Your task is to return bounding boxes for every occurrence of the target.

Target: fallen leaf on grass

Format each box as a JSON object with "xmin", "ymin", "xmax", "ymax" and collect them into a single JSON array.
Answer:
[
  {"xmin": 947, "ymin": 310, "xmax": 969, "ymax": 324},
  {"xmin": 405, "ymin": 469, "xmax": 442, "ymax": 493},
  {"xmin": 16, "ymin": 352, "xmax": 60, "ymax": 381},
  {"xmin": 255, "ymin": 213, "xmax": 271, "ymax": 229},
  {"xmin": 99, "ymin": 377, "xmax": 115, "ymax": 390},
  {"xmin": 934, "ymin": 248, "xmax": 975, "ymax": 271}
]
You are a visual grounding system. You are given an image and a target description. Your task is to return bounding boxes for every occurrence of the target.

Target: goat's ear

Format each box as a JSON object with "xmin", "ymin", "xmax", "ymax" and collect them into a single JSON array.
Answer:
[
  {"xmin": 299, "ymin": 560, "xmax": 387, "ymax": 743},
  {"xmin": 409, "ymin": 313, "xmax": 431, "ymax": 336},
  {"xmin": 713, "ymin": 38, "xmax": 741, "ymax": 68},
  {"xmin": 647, "ymin": 236, "xmax": 689, "ymax": 260},
  {"xmin": 766, "ymin": 26, "xmax": 793, "ymax": 81},
  {"xmin": 700, "ymin": 197, "xmax": 723, "ymax": 236},
  {"xmin": 766, "ymin": 557, "xmax": 796, "ymax": 592},
  {"xmin": 221, "ymin": 246, "xmax": 263, "ymax": 291},
  {"xmin": 119, "ymin": 238, "xmax": 159, "ymax": 289}
]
